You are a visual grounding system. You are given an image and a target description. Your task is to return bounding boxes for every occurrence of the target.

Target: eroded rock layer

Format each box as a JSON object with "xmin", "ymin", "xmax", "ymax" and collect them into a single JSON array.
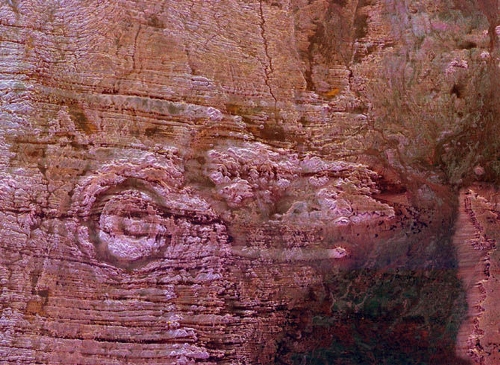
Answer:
[
  {"xmin": 455, "ymin": 185, "xmax": 500, "ymax": 365},
  {"xmin": 0, "ymin": 0, "xmax": 499, "ymax": 364}
]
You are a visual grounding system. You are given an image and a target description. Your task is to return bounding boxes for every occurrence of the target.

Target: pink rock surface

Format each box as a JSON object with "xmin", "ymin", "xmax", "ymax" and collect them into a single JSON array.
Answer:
[
  {"xmin": 0, "ymin": 0, "xmax": 499, "ymax": 364},
  {"xmin": 455, "ymin": 185, "xmax": 500, "ymax": 365}
]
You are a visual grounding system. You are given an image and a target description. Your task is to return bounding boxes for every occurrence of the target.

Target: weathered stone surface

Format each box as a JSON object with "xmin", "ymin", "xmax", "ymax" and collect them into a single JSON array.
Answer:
[
  {"xmin": 0, "ymin": 0, "xmax": 499, "ymax": 364},
  {"xmin": 455, "ymin": 185, "xmax": 500, "ymax": 365}
]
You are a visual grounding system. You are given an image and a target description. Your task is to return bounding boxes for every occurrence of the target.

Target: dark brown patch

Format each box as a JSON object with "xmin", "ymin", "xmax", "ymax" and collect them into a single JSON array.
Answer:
[
  {"xmin": 147, "ymin": 15, "xmax": 164, "ymax": 28},
  {"xmin": 354, "ymin": 13, "xmax": 369, "ymax": 39},
  {"xmin": 450, "ymin": 84, "xmax": 463, "ymax": 98},
  {"xmin": 331, "ymin": 0, "xmax": 348, "ymax": 6},
  {"xmin": 459, "ymin": 41, "xmax": 477, "ymax": 49},
  {"xmin": 68, "ymin": 104, "xmax": 97, "ymax": 134},
  {"xmin": 26, "ymin": 300, "xmax": 45, "ymax": 315},
  {"xmin": 258, "ymin": 123, "xmax": 287, "ymax": 142}
]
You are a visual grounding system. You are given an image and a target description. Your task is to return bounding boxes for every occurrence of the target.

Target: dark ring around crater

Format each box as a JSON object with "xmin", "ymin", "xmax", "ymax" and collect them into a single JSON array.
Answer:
[{"xmin": 84, "ymin": 178, "xmax": 215, "ymax": 269}]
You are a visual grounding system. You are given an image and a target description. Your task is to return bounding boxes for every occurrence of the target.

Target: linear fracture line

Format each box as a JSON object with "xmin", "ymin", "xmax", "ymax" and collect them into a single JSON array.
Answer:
[{"xmin": 258, "ymin": 0, "xmax": 278, "ymax": 110}]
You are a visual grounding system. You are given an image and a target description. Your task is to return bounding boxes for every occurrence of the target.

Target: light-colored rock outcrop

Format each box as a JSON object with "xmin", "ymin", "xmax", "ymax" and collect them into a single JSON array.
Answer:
[{"xmin": 455, "ymin": 185, "xmax": 500, "ymax": 365}]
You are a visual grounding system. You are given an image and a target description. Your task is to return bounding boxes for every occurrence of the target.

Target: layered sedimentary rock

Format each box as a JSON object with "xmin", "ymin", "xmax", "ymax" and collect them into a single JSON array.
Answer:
[
  {"xmin": 0, "ymin": 0, "xmax": 499, "ymax": 364},
  {"xmin": 455, "ymin": 185, "xmax": 500, "ymax": 365}
]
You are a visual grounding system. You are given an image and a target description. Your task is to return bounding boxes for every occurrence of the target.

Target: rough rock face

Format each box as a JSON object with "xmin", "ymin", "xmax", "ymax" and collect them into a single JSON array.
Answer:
[
  {"xmin": 455, "ymin": 185, "xmax": 500, "ymax": 365},
  {"xmin": 0, "ymin": 0, "xmax": 499, "ymax": 364}
]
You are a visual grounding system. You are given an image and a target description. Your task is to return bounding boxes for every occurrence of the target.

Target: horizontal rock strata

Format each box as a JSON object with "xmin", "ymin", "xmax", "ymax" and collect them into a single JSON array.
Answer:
[{"xmin": 0, "ymin": 0, "xmax": 499, "ymax": 363}]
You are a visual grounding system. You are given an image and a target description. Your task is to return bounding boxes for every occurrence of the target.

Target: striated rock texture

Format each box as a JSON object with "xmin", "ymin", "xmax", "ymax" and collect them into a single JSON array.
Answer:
[
  {"xmin": 455, "ymin": 185, "xmax": 500, "ymax": 365},
  {"xmin": 0, "ymin": 0, "xmax": 499, "ymax": 364}
]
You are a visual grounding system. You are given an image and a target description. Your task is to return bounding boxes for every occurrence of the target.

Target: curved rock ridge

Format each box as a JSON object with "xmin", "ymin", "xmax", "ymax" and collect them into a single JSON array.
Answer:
[{"xmin": 68, "ymin": 156, "xmax": 221, "ymax": 270}]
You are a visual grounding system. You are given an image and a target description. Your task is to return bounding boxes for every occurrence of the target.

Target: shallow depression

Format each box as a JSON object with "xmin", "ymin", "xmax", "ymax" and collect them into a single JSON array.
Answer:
[
  {"xmin": 86, "ymin": 183, "xmax": 175, "ymax": 269},
  {"xmin": 98, "ymin": 190, "xmax": 170, "ymax": 262}
]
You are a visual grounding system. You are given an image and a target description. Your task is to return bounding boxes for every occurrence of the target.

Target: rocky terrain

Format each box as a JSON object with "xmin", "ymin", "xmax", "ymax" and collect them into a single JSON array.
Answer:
[
  {"xmin": 455, "ymin": 185, "xmax": 500, "ymax": 365},
  {"xmin": 0, "ymin": 0, "xmax": 499, "ymax": 364}
]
